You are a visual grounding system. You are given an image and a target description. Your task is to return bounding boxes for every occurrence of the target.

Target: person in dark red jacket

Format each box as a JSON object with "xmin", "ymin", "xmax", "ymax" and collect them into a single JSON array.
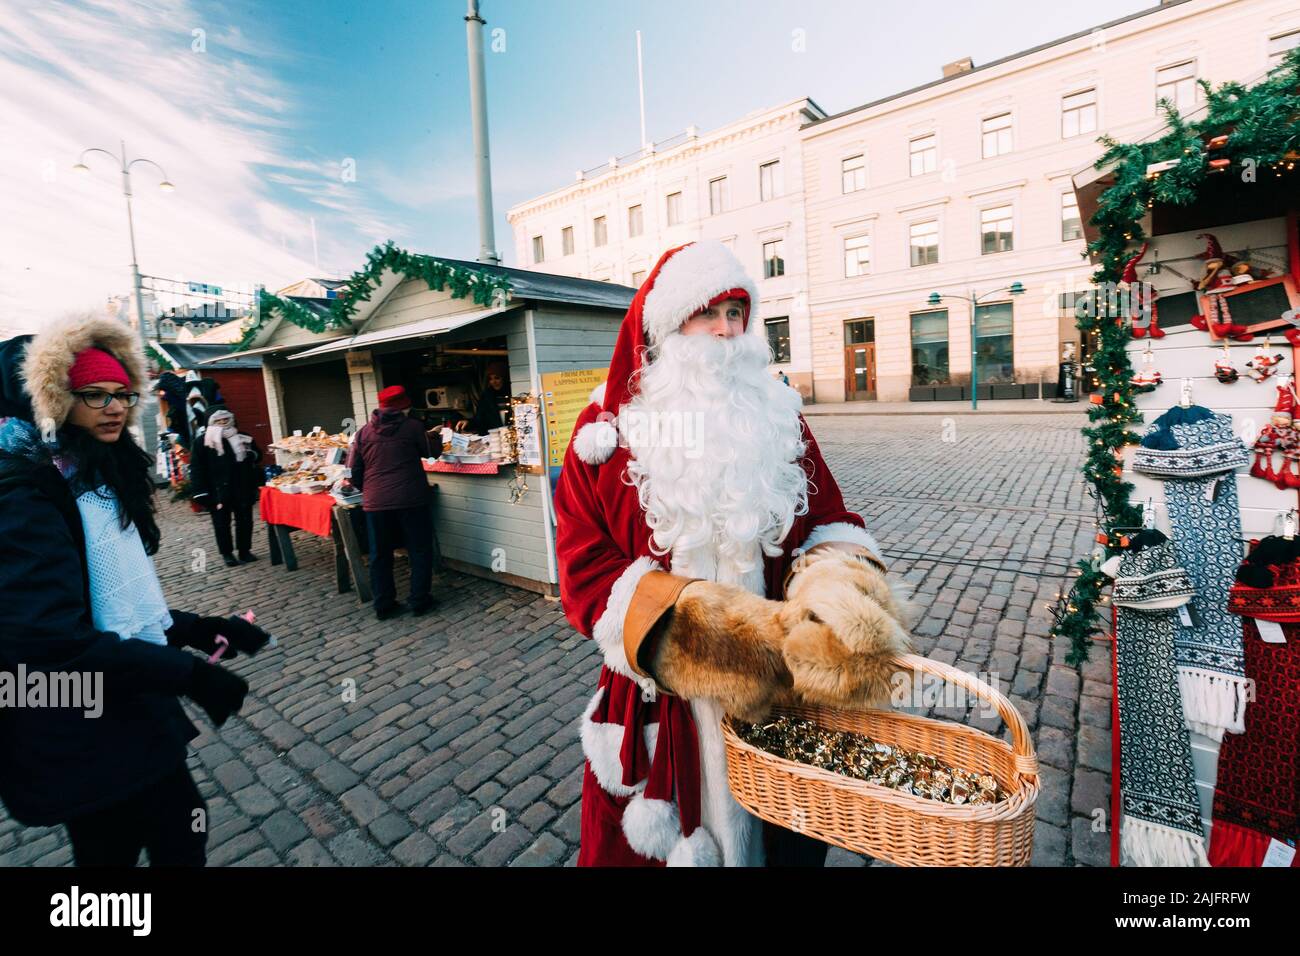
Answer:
[{"xmin": 346, "ymin": 386, "xmax": 440, "ymax": 620}]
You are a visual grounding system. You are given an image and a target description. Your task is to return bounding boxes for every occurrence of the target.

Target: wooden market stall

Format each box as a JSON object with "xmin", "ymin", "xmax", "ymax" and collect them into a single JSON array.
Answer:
[
  {"xmin": 209, "ymin": 246, "xmax": 634, "ymax": 596},
  {"xmin": 1066, "ymin": 52, "xmax": 1300, "ymax": 866}
]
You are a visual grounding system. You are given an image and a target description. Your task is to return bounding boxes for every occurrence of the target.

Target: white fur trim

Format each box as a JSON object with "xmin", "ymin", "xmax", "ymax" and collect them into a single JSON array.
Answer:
[
  {"xmin": 1120, "ymin": 815, "xmax": 1209, "ymax": 867},
  {"xmin": 689, "ymin": 696, "xmax": 763, "ymax": 866},
  {"xmin": 579, "ymin": 687, "xmax": 659, "ymax": 797},
  {"xmin": 642, "ymin": 241, "xmax": 762, "ymax": 345},
  {"xmin": 591, "ymin": 556, "xmax": 662, "ymax": 680},
  {"xmin": 20, "ymin": 312, "xmax": 148, "ymax": 431},
  {"xmin": 573, "ymin": 417, "xmax": 618, "ymax": 465},
  {"xmin": 589, "ymin": 381, "xmax": 607, "ymax": 405},
  {"xmin": 667, "ymin": 827, "xmax": 721, "ymax": 867},
  {"xmin": 622, "ymin": 793, "xmax": 680, "ymax": 861},
  {"xmin": 796, "ymin": 521, "xmax": 885, "ymax": 567}
]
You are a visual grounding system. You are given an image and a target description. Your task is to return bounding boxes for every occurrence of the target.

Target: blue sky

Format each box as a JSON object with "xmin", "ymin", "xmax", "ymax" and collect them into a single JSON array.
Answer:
[{"xmin": 0, "ymin": 0, "xmax": 1151, "ymax": 329}]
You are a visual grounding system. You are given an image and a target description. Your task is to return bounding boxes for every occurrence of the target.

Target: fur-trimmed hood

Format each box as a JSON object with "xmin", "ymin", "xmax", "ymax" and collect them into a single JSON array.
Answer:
[{"xmin": 20, "ymin": 314, "xmax": 147, "ymax": 431}]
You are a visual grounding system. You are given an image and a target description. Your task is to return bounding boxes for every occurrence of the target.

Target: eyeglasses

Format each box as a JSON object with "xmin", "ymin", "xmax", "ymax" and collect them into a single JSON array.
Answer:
[{"xmin": 72, "ymin": 390, "xmax": 140, "ymax": 409}]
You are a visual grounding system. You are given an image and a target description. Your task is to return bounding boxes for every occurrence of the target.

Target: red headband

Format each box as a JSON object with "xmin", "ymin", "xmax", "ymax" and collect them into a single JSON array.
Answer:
[{"xmin": 68, "ymin": 348, "xmax": 130, "ymax": 390}]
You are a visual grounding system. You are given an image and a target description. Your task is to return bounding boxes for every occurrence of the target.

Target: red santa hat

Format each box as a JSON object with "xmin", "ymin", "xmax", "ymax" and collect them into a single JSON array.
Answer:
[{"xmin": 572, "ymin": 241, "xmax": 761, "ymax": 466}]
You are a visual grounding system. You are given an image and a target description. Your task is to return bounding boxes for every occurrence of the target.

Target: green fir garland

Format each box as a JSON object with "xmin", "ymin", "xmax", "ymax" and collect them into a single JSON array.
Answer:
[
  {"xmin": 235, "ymin": 241, "xmax": 514, "ymax": 351},
  {"xmin": 144, "ymin": 342, "xmax": 175, "ymax": 371},
  {"xmin": 1052, "ymin": 50, "xmax": 1300, "ymax": 666}
]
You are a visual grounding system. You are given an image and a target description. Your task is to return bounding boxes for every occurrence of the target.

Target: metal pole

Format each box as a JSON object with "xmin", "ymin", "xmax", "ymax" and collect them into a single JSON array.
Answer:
[
  {"xmin": 636, "ymin": 31, "xmax": 647, "ymax": 150},
  {"xmin": 116, "ymin": 141, "xmax": 160, "ymax": 461},
  {"xmin": 970, "ymin": 292, "xmax": 978, "ymax": 411},
  {"xmin": 119, "ymin": 141, "xmax": 148, "ymax": 346},
  {"xmin": 465, "ymin": 0, "xmax": 499, "ymax": 264}
]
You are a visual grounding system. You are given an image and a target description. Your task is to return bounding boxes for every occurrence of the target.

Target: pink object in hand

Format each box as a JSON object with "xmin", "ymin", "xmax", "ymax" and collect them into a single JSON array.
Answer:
[{"xmin": 207, "ymin": 610, "xmax": 260, "ymax": 663}]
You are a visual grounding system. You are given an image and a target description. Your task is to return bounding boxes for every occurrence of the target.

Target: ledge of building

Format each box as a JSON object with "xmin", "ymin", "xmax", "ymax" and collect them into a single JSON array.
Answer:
[{"xmin": 802, "ymin": 398, "xmax": 1089, "ymax": 416}]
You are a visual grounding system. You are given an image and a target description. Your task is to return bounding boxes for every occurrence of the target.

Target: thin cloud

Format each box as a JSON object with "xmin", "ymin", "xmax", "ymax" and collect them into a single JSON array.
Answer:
[{"xmin": 0, "ymin": 0, "xmax": 397, "ymax": 330}]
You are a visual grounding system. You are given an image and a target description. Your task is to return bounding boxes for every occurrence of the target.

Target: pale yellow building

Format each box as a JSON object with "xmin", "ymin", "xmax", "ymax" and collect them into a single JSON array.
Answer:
[{"xmin": 803, "ymin": 0, "xmax": 1300, "ymax": 401}]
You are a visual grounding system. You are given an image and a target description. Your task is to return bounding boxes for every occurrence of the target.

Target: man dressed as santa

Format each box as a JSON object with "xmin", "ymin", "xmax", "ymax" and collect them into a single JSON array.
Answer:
[{"xmin": 554, "ymin": 240, "xmax": 914, "ymax": 867}]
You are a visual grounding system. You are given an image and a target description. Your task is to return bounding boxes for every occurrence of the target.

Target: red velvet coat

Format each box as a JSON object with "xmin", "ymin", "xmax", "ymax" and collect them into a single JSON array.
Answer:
[{"xmin": 553, "ymin": 399, "xmax": 876, "ymax": 866}]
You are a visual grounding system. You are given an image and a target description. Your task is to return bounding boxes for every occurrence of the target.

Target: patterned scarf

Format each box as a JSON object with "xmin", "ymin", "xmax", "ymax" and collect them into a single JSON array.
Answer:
[
  {"xmin": 1114, "ymin": 537, "xmax": 1209, "ymax": 866},
  {"xmin": 1209, "ymin": 550, "xmax": 1300, "ymax": 866},
  {"xmin": 1134, "ymin": 408, "xmax": 1250, "ymax": 741}
]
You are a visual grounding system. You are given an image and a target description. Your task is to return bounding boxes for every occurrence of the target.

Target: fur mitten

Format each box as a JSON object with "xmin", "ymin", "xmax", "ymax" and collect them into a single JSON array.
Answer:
[
  {"xmin": 645, "ymin": 581, "xmax": 821, "ymax": 722},
  {"xmin": 782, "ymin": 554, "xmax": 915, "ymax": 709}
]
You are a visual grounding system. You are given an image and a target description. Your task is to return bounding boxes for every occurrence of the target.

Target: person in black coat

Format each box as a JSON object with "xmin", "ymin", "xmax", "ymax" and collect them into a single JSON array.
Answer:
[
  {"xmin": 456, "ymin": 360, "xmax": 512, "ymax": 434},
  {"xmin": 190, "ymin": 406, "xmax": 263, "ymax": 568},
  {"xmin": 0, "ymin": 317, "xmax": 272, "ymax": 867}
]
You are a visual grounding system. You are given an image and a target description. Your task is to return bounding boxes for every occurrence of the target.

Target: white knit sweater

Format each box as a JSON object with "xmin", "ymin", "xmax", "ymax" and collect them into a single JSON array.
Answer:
[{"xmin": 75, "ymin": 488, "xmax": 172, "ymax": 645}]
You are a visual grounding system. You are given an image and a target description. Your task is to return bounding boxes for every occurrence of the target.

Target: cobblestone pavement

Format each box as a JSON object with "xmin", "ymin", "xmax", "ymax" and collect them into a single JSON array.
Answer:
[{"xmin": 0, "ymin": 411, "xmax": 1108, "ymax": 867}]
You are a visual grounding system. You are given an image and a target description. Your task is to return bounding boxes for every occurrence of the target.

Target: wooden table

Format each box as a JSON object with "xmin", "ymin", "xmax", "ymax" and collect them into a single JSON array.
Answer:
[{"xmin": 260, "ymin": 486, "xmax": 372, "ymax": 603}]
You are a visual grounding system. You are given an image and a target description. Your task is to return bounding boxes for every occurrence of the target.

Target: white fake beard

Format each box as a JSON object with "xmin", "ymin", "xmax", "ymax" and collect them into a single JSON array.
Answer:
[{"xmin": 622, "ymin": 330, "xmax": 808, "ymax": 586}]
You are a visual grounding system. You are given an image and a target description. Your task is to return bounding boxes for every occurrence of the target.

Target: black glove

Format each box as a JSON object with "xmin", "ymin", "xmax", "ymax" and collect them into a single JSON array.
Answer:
[
  {"xmin": 189, "ymin": 614, "xmax": 272, "ymax": 660},
  {"xmin": 186, "ymin": 660, "xmax": 249, "ymax": 728}
]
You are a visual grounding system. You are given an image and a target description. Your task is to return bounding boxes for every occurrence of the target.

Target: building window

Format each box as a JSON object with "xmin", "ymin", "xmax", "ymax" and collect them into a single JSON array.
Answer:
[
  {"xmin": 561, "ymin": 226, "xmax": 574, "ymax": 256},
  {"xmin": 982, "ymin": 113, "xmax": 1012, "ymax": 159},
  {"xmin": 627, "ymin": 204, "xmax": 643, "ymax": 238},
  {"xmin": 974, "ymin": 302, "xmax": 1014, "ymax": 384},
  {"xmin": 763, "ymin": 239, "xmax": 785, "ymax": 278},
  {"xmin": 909, "ymin": 220, "xmax": 939, "ymax": 266},
  {"xmin": 1156, "ymin": 61, "xmax": 1198, "ymax": 113},
  {"xmin": 911, "ymin": 310, "xmax": 949, "ymax": 385},
  {"xmin": 1269, "ymin": 30, "xmax": 1300, "ymax": 69},
  {"xmin": 531, "ymin": 235, "xmax": 545, "ymax": 264},
  {"xmin": 630, "ymin": 269, "xmax": 646, "ymax": 287},
  {"xmin": 844, "ymin": 319, "xmax": 874, "ymax": 344},
  {"xmin": 1061, "ymin": 88, "xmax": 1097, "ymax": 138},
  {"xmin": 759, "ymin": 160, "xmax": 781, "ymax": 201},
  {"xmin": 1061, "ymin": 192, "xmax": 1083, "ymax": 242},
  {"xmin": 909, "ymin": 134, "xmax": 937, "ymax": 176},
  {"xmin": 593, "ymin": 215, "xmax": 607, "ymax": 247},
  {"xmin": 981, "ymin": 205, "xmax": 1014, "ymax": 255},
  {"xmin": 665, "ymin": 191, "xmax": 682, "ymax": 227},
  {"xmin": 841, "ymin": 154, "xmax": 866, "ymax": 193},
  {"xmin": 766, "ymin": 317, "xmax": 791, "ymax": 364},
  {"xmin": 843, "ymin": 234, "xmax": 871, "ymax": 277},
  {"xmin": 709, "ymin": 176, "xmax": 728, "ymax": 215}
]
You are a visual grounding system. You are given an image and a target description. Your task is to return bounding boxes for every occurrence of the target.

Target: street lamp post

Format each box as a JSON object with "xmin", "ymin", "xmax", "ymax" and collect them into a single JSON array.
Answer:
[
  {"xmin": 927, "ymin": 281, "xmax": 1024, "ymax": 411},
  {"xmin": 73, "ymin": 141, "xmax": 174, "ymax": 347},
  {"xmin": 73, "ymin": 141, "xmax": 174, "ymax": 457}
]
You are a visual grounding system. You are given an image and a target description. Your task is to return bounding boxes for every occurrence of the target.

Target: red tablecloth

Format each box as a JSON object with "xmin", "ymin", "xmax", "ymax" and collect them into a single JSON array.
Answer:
[{"xmin": 259, "ymin": 486, "xmax": 335, "ymax": 537}]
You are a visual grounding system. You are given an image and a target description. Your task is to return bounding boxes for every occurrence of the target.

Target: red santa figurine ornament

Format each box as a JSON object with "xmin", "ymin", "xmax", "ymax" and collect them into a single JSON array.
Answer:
[{"xmin": 554, "ymin": 240, "xmax": 913, "ymax": 867}]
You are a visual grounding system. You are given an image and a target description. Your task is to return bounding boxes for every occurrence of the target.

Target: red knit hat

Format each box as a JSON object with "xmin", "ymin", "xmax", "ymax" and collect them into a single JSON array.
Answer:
[
  {"xmin": 68, "ymin": 347, "xmax": 130, "ymax": 390},
  {"xmin": 377, "ymin": 385, "xmax": 411, "ymax": 410}
]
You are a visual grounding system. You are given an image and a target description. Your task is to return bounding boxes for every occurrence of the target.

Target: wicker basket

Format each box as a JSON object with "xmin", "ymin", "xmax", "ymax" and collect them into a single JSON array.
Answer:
[{"xmin": 722, "ymin": 654, "xmax": 1040, "ymax": 867}]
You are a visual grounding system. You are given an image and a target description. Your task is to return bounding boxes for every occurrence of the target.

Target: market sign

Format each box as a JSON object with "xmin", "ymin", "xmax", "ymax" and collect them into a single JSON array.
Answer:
[
  {"xmin": 540, "ymin": 367, "xmax": 608, "ymax": 468},
  {"xmin": 345, "ymin": 349, "xmax": 373, "ymax": 375}
]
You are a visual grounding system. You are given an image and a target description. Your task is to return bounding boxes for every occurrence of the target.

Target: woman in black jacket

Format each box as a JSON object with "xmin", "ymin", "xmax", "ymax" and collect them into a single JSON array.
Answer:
[
  {"xmin": 0, "ymin": 315, "xmax": 272, "ymax": 866},
  {"xmin": 190, "ymin": 406, "xmax": 263, "ymax": 567}
]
